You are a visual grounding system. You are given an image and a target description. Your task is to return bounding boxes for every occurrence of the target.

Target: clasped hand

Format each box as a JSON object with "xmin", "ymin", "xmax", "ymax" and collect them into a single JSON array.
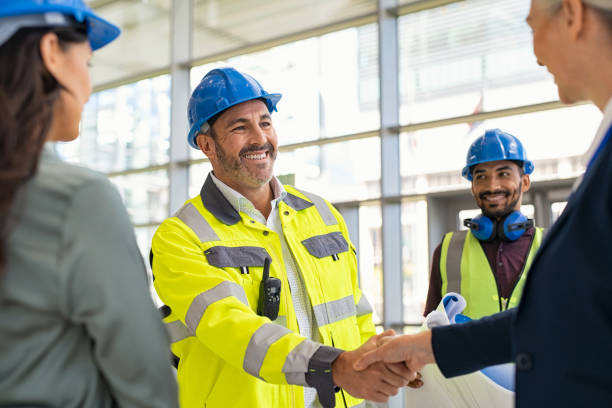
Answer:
[{"xmin": 331, "ymin": 330, "xmax": 426, "ymax": 403}]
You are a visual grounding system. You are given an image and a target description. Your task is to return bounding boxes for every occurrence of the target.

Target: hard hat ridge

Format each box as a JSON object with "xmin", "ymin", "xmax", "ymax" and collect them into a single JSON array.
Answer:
[
  {"xmin": 0, "ymin": 0, "xmax": 120, "ymax": 50},
  {"xmin": 187, "ymin": 67, "xmax": 282, "ymax": 149},
  {"xmin": 462, "ymin": 128, "xmax": 534, "ymax": 181}
]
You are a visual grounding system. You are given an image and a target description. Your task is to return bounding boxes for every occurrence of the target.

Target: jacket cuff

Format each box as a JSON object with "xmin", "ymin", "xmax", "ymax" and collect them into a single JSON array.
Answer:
[{"xmin": 305, "ymin": 345, "xmax": 343, "ymax": 408}]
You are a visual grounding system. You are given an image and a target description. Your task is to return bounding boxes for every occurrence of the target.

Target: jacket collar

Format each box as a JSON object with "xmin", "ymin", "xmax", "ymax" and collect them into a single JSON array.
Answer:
[
  {"xmin": 200, "ymin": 174, "xmax": 241, "ymax": 225},
  {"xmin": 200, "ymin": 174, "xmax": 314, "ymax": 225}
]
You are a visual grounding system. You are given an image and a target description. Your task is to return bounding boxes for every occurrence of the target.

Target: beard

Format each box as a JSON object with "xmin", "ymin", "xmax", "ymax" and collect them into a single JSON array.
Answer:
[
  {"xmin": 478, "ymin": 181, "xmax": 522, "ymax": 219},
  {"xmin": 214, "ymin": 139, "xmax": 277, "ymax": 188}
]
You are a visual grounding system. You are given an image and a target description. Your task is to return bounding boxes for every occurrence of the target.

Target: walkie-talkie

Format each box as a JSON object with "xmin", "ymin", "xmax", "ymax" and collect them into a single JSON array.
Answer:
[{"xmin": 257, "ymin": 257, "xmax": 281, "ymax": 321}]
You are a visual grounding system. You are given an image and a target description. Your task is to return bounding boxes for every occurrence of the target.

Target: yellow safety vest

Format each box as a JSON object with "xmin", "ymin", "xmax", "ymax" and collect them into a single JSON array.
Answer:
[
  {"xmin": 152, "ymin": 175, "xmax": 375, "ymax": 408},
  {"xmin": 439, "ymin": 228, "xmax": 544, "ymax": 319}
]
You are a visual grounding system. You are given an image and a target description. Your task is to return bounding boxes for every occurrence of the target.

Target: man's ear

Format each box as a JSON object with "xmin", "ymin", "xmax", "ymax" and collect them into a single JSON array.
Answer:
[
  {"xmin": 196, "ymin": 133, "xmax": 215, "ymax": 161},
  {"xmin": 562, "ymin": 0, "xmax": 586, "ymax": 41},
  {"xmin": 39, "ymin": 32, "xmax": 64, "ymax": 79},
  {"xmin": 521, "ymin": 174, "xmax": 531, "ymax": 193}
]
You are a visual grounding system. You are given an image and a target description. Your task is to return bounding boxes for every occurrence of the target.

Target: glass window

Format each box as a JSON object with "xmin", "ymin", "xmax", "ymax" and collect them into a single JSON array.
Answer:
[
  {"xmin": 89, "ymin": 0, "xmax": 171, "ymax": 87},
  {"xmin": 400, "ymin": 104, "xmax": 601, "ymax": 194},
  {"xmin": 359, "ymin": 203, "xmax": 383, "ymax": 325},
  {"xmin": 551, "ymin": 201, "xmax": 567, "ymax": 223},
  {"xmin": 402, "ymin": 199, "xmax": 430, "ymax": 324},
  {"xmin": 134, "ymin": 225, "xmax": 162, "ymax": 306},
  {"xmin": 192, "ymin": 0, "xmax": 376, "ymax": 61},
  {"xmin": 58, "ymin": 75, "xmax": 171, "ymax": 174},
  {"xmin": 190, "ymin": 23, "xmax": 379, "ymax": 153},
  {"xmin": 275, "ymin": 137, "xmax": 381, "ymax": 203},
  {"xmin": 398, "ymin": 0, "xmax": 557, "ymax": 124},
  {"xmin": 110, "ymin": 170, "xmax": 169, "ymax": 226},
  {"xmin": 189, "ymin": 162, "xmax": 214, "ymax": 198}
]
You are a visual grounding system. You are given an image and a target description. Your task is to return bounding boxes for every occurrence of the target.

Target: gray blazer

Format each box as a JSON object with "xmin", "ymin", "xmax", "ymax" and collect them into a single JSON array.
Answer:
[{"xmin": 0, "ymin": 146, "xmax": 178, "ymax": 407}]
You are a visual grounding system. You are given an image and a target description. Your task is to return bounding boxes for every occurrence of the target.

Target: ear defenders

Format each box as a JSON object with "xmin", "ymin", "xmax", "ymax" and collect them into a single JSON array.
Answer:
[{"xmin": 463, "ymin": 211, "xmax": 533, "ymax": 242}]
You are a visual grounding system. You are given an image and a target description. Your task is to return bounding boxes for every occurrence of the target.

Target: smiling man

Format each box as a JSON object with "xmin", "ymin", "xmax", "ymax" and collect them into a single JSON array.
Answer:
[
  {"xmin": 423, "ymin": 129, "xmax": 545, "ymax": 319},
  {"xmin": 150, "ymin": 67, "xmax": 413, "ymax": 408}
]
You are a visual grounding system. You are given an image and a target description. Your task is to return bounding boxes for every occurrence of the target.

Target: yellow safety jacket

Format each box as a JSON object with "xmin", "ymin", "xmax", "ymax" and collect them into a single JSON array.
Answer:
[
  {"xmin": 152, "ymin": 175, "xmax": 375, "ymax": 408},
  {"xmin": 439, "ymin": 228, "xmax": 544, "ymax": 319}
]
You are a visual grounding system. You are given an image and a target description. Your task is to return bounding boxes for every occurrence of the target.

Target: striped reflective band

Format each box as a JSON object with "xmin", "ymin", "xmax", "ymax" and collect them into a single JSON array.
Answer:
[
  {"xmin": 446, "ymin": 230, "xmax": 467, "ymax": 294},
  {"xmin": 295, "ymin": 189, "xmax": 337, "ymax": 226},
  {"xmin": 355, "ymin": 295, "xmax": 373, "ymax": 317},
  {"xmin": 243, "ymin": 323, "xmax": 292, "ymax": 380},
  {"xmin": 350, "ymin": 402, "xmax": 366, "ymax": 408},
  {"xmin": 165, "ymin": 320, "xmax": 194, "ymax": 343},
  {"xmin": 185, "ymin": 281, "xmax": 249, "ymax": 332},
  {"xmin": 283, "ymin": 339, "xmax": 321, "ymax": 386},
  {"xmin": 313, "ymin": 295, "xmax": 356, "ymax": 327},
  {"xmin": 175, "ymin": 202, "xmax": 219, "ymax": 242}
]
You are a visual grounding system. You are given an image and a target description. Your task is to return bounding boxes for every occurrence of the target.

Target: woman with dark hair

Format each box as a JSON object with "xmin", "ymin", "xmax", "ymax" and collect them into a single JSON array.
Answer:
[{"xmin": 0, "ymin": 1, "xmax": 177, "ymax": 406}]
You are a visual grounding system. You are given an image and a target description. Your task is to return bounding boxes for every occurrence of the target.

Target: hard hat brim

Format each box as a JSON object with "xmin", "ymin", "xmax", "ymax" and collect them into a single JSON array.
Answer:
[
  {"xmin": 187, "ymin": 93, "xmax": 282, "ymax": 149},
  {"xmin": 462, "ymin": 159, "xmax": 534, "ymax": 181},
  {"xmin": 0, "ymin": 8, "xmax": 120, "ymax": 51}
]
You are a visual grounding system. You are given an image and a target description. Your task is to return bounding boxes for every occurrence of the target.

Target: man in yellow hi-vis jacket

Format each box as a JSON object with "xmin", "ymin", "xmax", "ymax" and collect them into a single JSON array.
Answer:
[{"xmin": 151, "ymin": 67, "xmax": 413, "ymax": 408}]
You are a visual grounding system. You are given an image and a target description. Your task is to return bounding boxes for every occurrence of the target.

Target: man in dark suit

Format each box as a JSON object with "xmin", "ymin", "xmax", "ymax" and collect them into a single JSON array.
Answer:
[{"xmin": 354, "ymin": 0, "xmax": 612, "ymax": 406}]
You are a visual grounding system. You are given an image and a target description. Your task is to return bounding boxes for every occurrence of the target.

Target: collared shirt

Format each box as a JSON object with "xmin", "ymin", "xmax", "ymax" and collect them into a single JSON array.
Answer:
[
  {"xmin": 583, "ymin": 97, "xmax": 612, "ymax": 167},
  {"xmin": 575, "ymin": 97, "xmax": 612, "ymax": 189},
  {"xmin": 209, "ymin": 172, "xmax": 320, "ymax": 407},
  {"xmin": 424, "ymin": 227, "xmax": 535, "ymax": 317}
]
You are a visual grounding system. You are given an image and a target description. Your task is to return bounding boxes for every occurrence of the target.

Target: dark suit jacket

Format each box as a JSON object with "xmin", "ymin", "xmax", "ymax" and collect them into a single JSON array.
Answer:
[{"xmin": 431, "ymin": 124, "xmax": 612, "ymax": 407}]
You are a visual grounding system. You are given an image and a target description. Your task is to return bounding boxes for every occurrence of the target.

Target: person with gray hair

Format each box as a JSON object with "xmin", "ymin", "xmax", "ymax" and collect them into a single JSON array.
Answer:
[{"xmin": 354, "ymin": 0, "xmax": 612, "ymax": 406}]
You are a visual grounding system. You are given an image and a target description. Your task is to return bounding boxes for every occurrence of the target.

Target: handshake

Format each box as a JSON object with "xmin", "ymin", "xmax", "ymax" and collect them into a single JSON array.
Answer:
[{"xmin": 331, "ymin": 330, "xmax": 436, "ymax": 403}]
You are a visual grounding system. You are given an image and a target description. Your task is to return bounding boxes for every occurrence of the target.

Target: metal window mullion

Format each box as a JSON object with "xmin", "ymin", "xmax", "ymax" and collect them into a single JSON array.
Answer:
[
  {"xmin": 379, "ymin": 0, "xmax": 404, "ymax": 406},
  {"xmin": 168, "ymin": 0, "xmax": 193, "ymax": 216}
]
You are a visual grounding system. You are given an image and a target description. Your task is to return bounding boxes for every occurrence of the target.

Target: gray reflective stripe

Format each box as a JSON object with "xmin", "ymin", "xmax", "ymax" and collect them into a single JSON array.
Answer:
[
  {"xmin": 175, "ymin": 202, "xmax": 219, "ymax": 242},
  {"xmin": 313, "ymin": 295, "xmax": 356, "ymax": 327},
  {"xmin": 541, "ymin": 227, "xmax": 549, "ymax": 239},
  {"xmin": 446, "ymin": 231, "xmax": 467, "ymax": 294},
  {"xmin": 351, "ymin": 402, "xmax": 366, "ymax": 408},
  {"xmin": 295, "ymin": 189, "xmax": 337, "ymax": 226},
  {"xmin": 204, "ymin": 245, "xmax": 269, "ymax": 268},
  {"xmin": 355, "ymin": 295, "xmax": 373, "ymax": 317},
  {"xmin": 302, "ymin": 232, "xmax": 349, "ymax": 258},
  {"xmin": 165, "ymin": 320, "xmax": 194, "ymax": 343},
  {"xmin": 283, "ymin": 339, "xmax": 321, "ymax": 386},
  {"xmin": 243, "ymin": 323, "xmax": 292, "ymax": 380},
  {"xmin": 185, "ymin": 281, "xmax": 249, "ymax": 332}
]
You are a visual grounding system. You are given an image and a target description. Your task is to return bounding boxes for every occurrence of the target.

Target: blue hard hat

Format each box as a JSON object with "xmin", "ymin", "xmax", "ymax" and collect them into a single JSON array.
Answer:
[
  {"xmin": 187, "ymin": 67, "xmax": 282, "ymax": 149},
  {"xmin": 0, "ymin": 0, "xmax": 120, "ymax": 51},
  {"xmin": 462, "ymin": 128, "xmax": 534, "ymax": 181}
]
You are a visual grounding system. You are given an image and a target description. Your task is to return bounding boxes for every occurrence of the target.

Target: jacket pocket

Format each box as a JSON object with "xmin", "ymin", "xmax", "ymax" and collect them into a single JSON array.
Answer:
[
  {"xmin": 301, "ymin": 231, "xmax": 349, "ymax": 258},
  {"xmin": 204, "ymin": 246, "xmax": 270, "ymax": 268}
]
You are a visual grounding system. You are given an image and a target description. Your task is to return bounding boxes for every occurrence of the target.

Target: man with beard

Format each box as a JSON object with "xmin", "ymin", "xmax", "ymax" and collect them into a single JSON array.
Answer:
[
  {"xmin": 150, "ymin": 67, "xmax": 412, "ymax": 408},
  {"xmin": 423, "ymin": 129, "xmax": 545, "ymax": 319}
]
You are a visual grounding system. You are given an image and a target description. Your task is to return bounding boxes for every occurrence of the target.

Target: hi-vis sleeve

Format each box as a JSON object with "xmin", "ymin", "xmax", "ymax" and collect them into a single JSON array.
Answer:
[{"xmin": 152, "ymin": 217, "xmax": 338, "ymax": 387}]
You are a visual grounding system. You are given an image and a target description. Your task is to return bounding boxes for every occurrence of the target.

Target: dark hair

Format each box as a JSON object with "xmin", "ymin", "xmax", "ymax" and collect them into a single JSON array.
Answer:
[
  {"xmin": 0, "ymin": 25, "xmax": 87, "ymax": 273},
  {"xmin": 510, "ymin": 160, "xmax": 526, "ymax": 176}
]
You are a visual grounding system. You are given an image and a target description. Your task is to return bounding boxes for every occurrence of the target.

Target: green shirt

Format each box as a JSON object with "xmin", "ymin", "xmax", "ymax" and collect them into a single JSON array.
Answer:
[{"xmin": 0, "ymin": 145, "xmax": 178, "ymax": 407}]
